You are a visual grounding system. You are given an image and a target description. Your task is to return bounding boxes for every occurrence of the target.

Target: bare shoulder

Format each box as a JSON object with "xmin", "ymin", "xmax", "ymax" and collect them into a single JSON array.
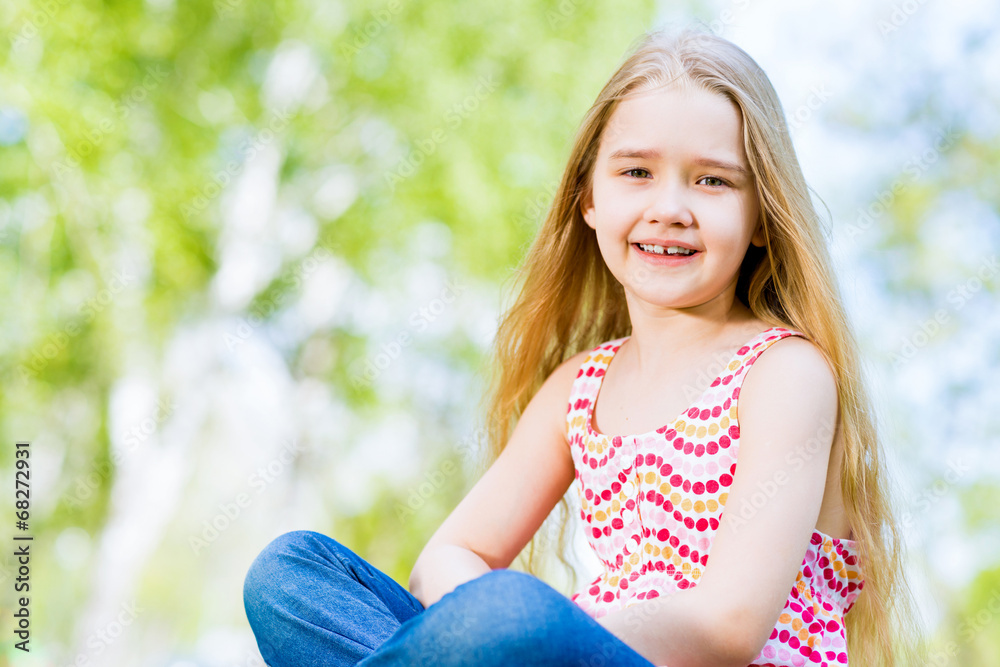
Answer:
[{"xmin": 739, "ymin": 334, "xmax": 839, "ymax": 429}]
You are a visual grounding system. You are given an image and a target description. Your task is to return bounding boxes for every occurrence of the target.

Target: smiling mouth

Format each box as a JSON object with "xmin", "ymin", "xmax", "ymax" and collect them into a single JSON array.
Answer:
[{"xmin": 632, "ymin": 243, "xmax": 701, "ymax": 257}]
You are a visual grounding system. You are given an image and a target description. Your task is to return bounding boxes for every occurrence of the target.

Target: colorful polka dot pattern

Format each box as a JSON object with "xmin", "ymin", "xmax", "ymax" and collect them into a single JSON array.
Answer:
[{"xmin": 564, "ymin": 327, "xmax": 865, "ymax": 667}]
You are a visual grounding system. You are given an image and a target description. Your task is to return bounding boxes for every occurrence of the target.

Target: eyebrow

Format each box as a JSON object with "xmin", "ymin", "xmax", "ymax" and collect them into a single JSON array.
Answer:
[{"xmin": 607, "ymin": 148, "xmax": 749, "ymax": 176}]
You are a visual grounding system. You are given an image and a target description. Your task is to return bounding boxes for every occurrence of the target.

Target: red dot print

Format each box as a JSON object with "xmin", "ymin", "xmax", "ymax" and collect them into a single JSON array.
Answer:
[
  {"xmin": 696, "ymin": 518, "xmax": 708, "ymax": 531},
  {"xmin": 719, "ymin": 473, "xmax": 733, "ymax": 487},
  {"xmin": 687, "ymin": 407, "xmax": 700, "ymax": 418},
  {"xmin": 591, "ymin": 528, "xmax": 602, "ymax": 539},
  {"xmin": 656, "ymin": 529, "xmax": 669, "ymax": 541},
  {"xmin": 586, "ymin": 367, "xmax": 595, "ymax": 376},
  {"xmin": 706, "ymin": 480, "xmax": 719, "ymax": 493},
  {"xmin": 660, "ymin": 463, "xmax": 672, "ymax": 476},
  {"xmin": 699, "ymin": 408, "xmax": 710, "ymax": 420},
  {"xmin": 647, "ymin": 590, "xmax": 660, "ymax": 599},
  {"xmin": 709, "ymin": 518, "xmax": 719, "ymax": 530},
  {"xmin": 729, "ymin": 425, "xmax": 740, "ymax": 439},
  {"xmin": 721, "ymin": 375, "xmax": 733, "ymax": 385},
  {"xmin": 711, "ymin": 405, "xmax": 722, "ymax": 418},
  {"xmin": 601, "ymin": 489, "xmax": 612, "ymax": 501},
  {"xmin": 645, "ymin": 453, "xmax": 656, "ymax": 466},
  {"xmin": 602, "ymin": 591, "xmax": 615, "ymax": 603},
  {"xmin": 738, "ymin": 345, "xmax": 750, "ymax": 354},
  {"xmin": 665, "ymin": 428, "xmax": 677, "ymax": 439},
  {"xmin": 612, "ymin": 518, "xmax": 623, "ymax": 529},
  {"xmin": 683, "ymin": 442, "xmax": 694, "ymax": 455},
  {"xmin": 694, "ymin": 444, "xmax": 705, "ymax": 457},
  {"xmin": 706, "ymin": 441, "xmax": 718, "ymax": 455},
  {"xmin": 719, "ymin": 435, "xmax": 731, "ymax": 449},
  {"xmin": 692, "ymin": 481, "xmax": 705, "ymax": 494},
  {"xmin": 677, "ymin": 580, "xmax": 689, "ymax": 590},
  {"xmin": 669, "ymin": 474, "xmax": 682, "ymax": 486}
]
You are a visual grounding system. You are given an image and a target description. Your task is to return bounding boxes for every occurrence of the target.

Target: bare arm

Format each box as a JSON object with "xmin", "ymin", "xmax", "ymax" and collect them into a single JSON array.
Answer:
[
  {"xmin": 593, "ymin": 337, "xmax": 839, "ymax": 667},
  {"xmin": 408, "ymin": 350, "xmax": 588, "ymax": 609}
]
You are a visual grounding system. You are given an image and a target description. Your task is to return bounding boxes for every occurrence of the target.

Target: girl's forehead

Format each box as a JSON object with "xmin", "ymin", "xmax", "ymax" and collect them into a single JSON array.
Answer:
[{"xmin": 599, "ymin": 84, "xmax": 745, "ymax": 158}]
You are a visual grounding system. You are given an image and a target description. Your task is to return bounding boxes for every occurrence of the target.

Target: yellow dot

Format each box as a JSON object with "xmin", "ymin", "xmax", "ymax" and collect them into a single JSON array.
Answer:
[
  {"xmin": 728, "ymin": 360, "xmax": 739, "ymax": 371},
  {"xmin": 644, "ymin": 471, "xmax": 656, "ymax": 485},
  {"xmin": 612, "ymin": 500, "xmax": 621, "ymax": 512},
  {"xmin": 792, "ymin": 618, "xmax": 803, "ymax": 631},
  {"xmin": 729, "ymin": 405, "xmax": 737, "ymax": 418},
  {"xmin": 708, "ymin": 423, "xmax": 719, "ymax": 435},
  {"xmin": 675, "ymin": 420, "xmax": 687, "ymax": 431},
  {"xmin": 671, "ymin": 493, "xmax": 682, "ymax": 506},
  {"xmin": 595, "ymin": 510, "xmax": 607, "ymax": 522},
  {"xmin": 681, "ymin": 562, "xmax": 692, "ymax": 574},
  {"xmin": 629, "ymin": 552, "xmax": 641, "ymax": 565},
  {"xmin": 644, "ymin": 544, "xmax": 654, "ymax": 553},
  {"xmin": 587, "ymin": 442, "xmax": 595, "ymax": 452},
  {"xmin": 779, "ymin": 613, "xmax": 792, "ymax": 624},
  {"xmin": 673, "ymin": 555, "xmax": 682, "ymax": 567},
  {"xmin": 660, "ymin": 482, "xmax": 671, "ymax": 495},
  {"xmin": 692, "ymin": 568, "xmax": 701, "ymax": 580},
  {"xmin": 707, "ymin": 499, "xmax": 718, "ymax": 512},
  {"xmin": 719, "ymin": 493, "xmax": 728, "ymax": 505},
  {"xmin": 681, "ymin": 498, "xmax": 693, "ymax": 511},
  {"xmin": 686, "ymin": 424, "xmax": 696, "ymax": 436},
  {"xmin": 609, "ymin": 575, "xmax": 620, "ymax": 586},
  {"xmin": 694, "ymin": 500, "xmax": 706, "ymax": 513},
  {"xmin": 696, "ymin": 426, "xmax": 707, "ymax": 438},
  {"xmin": 663, "ymin": 546, "xmax": 673, "ymax": 558},
  {"xmin": 798, "ymin": 628, "xmax": 810, "ymax": 641},
  {"xmin": 720, "ymin": 416, "xmax": 729, "ymax": 429}
]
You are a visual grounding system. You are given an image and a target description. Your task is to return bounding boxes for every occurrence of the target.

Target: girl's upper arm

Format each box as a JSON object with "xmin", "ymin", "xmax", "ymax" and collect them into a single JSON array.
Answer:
[
  {"xmin": 692, "ymin": 336, "xmax": 840, "ymax": 661},
  {"xmin": 417, "ymin": 350, "xmax": 590, "ymax": 570}
]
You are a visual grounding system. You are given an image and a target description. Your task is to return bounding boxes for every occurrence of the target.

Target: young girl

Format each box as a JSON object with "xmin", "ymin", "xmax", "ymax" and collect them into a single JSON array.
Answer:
[{"xmin": 242, "ymin": 28, "xmax": 922, "ymax": 667}]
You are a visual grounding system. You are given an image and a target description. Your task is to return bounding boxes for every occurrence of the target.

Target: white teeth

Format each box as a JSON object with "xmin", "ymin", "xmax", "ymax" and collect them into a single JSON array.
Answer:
[{"xmin": 637, "ymin": 243, "xmax": 695, "ymax": 256}]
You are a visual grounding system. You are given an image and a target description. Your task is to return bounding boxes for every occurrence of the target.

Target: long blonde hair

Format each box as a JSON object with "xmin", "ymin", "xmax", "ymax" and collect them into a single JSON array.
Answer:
[{"xmin": 475, "ymin": 27, "xmax": 923, "ymax": 665}]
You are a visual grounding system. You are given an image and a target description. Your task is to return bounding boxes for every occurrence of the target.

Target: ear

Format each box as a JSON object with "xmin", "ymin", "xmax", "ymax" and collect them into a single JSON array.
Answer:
[
  {"xmin": 750, "ymin": 217, "xmax": 766, "ymax": 247},
  {"xmin": 581, "ymin": 189, "xmax": 596, "ymax": 230}
]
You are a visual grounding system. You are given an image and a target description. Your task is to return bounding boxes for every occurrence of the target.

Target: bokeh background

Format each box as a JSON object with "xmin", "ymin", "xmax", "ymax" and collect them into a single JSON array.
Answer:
[{"xmin": 1, "ymin": 0, "xmax": 999, "ymax": 664}]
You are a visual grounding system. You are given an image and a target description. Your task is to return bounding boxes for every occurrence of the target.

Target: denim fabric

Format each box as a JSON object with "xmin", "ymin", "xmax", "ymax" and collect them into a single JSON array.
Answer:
[{"xmin": 243, "ymin": 530, "xmax": 658, "ymax": 667}]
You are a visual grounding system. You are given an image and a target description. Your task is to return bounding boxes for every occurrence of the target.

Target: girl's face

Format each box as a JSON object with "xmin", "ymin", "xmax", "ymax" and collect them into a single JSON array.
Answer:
[{"xmin": 582, "ymin": 82, "xmax": 765, "ymax": 314}]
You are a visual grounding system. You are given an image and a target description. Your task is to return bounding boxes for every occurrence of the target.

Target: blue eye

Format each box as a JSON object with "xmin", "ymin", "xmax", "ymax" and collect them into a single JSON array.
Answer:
[
  {"xmin": 699, "ymin": 176, "xmax": 727, "ymax": 187},
  {"xmin": 624, "ymin": 168, "xmax": 651, "ymax": 178}
]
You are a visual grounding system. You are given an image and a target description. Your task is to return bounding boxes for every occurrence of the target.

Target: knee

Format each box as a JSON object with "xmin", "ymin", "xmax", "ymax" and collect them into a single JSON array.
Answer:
[
  {"xmin": 435, "ymin": 570, "xmax": 563, "ymax": 643},
  {"xmin": 243, "ymin": 530, "xmax": 342, "ymax": 611}
]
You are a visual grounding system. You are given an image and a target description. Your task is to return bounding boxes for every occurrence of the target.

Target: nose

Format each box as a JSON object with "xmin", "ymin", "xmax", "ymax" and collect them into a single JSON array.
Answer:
[{"xmin": 644, "ymin": 178, "xmax": 694, "ymax": 227}]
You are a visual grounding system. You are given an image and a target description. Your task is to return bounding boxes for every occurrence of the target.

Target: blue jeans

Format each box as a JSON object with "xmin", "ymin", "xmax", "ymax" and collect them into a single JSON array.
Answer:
[{"xmin": 243, "ymin": 530, "xmax": 658, "ymax": 666}]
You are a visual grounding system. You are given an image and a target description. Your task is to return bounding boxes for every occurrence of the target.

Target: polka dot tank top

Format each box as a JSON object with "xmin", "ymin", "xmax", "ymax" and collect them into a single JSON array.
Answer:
[{"xmin": 565, "ymin": 327, "xmax": 864, "ymax": 667}]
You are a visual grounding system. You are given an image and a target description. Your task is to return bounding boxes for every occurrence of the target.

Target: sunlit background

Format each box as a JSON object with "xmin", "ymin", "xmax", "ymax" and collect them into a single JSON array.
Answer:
[{"xmin": 1, "ymin": 0, "xmax": 999, "ymax": 664}]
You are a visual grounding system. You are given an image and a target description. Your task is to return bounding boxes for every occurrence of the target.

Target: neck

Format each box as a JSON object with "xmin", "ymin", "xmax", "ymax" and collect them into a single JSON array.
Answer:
[{"xmin": 620, "ymin": 293, "xmax": 763, "ymax": 381}]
